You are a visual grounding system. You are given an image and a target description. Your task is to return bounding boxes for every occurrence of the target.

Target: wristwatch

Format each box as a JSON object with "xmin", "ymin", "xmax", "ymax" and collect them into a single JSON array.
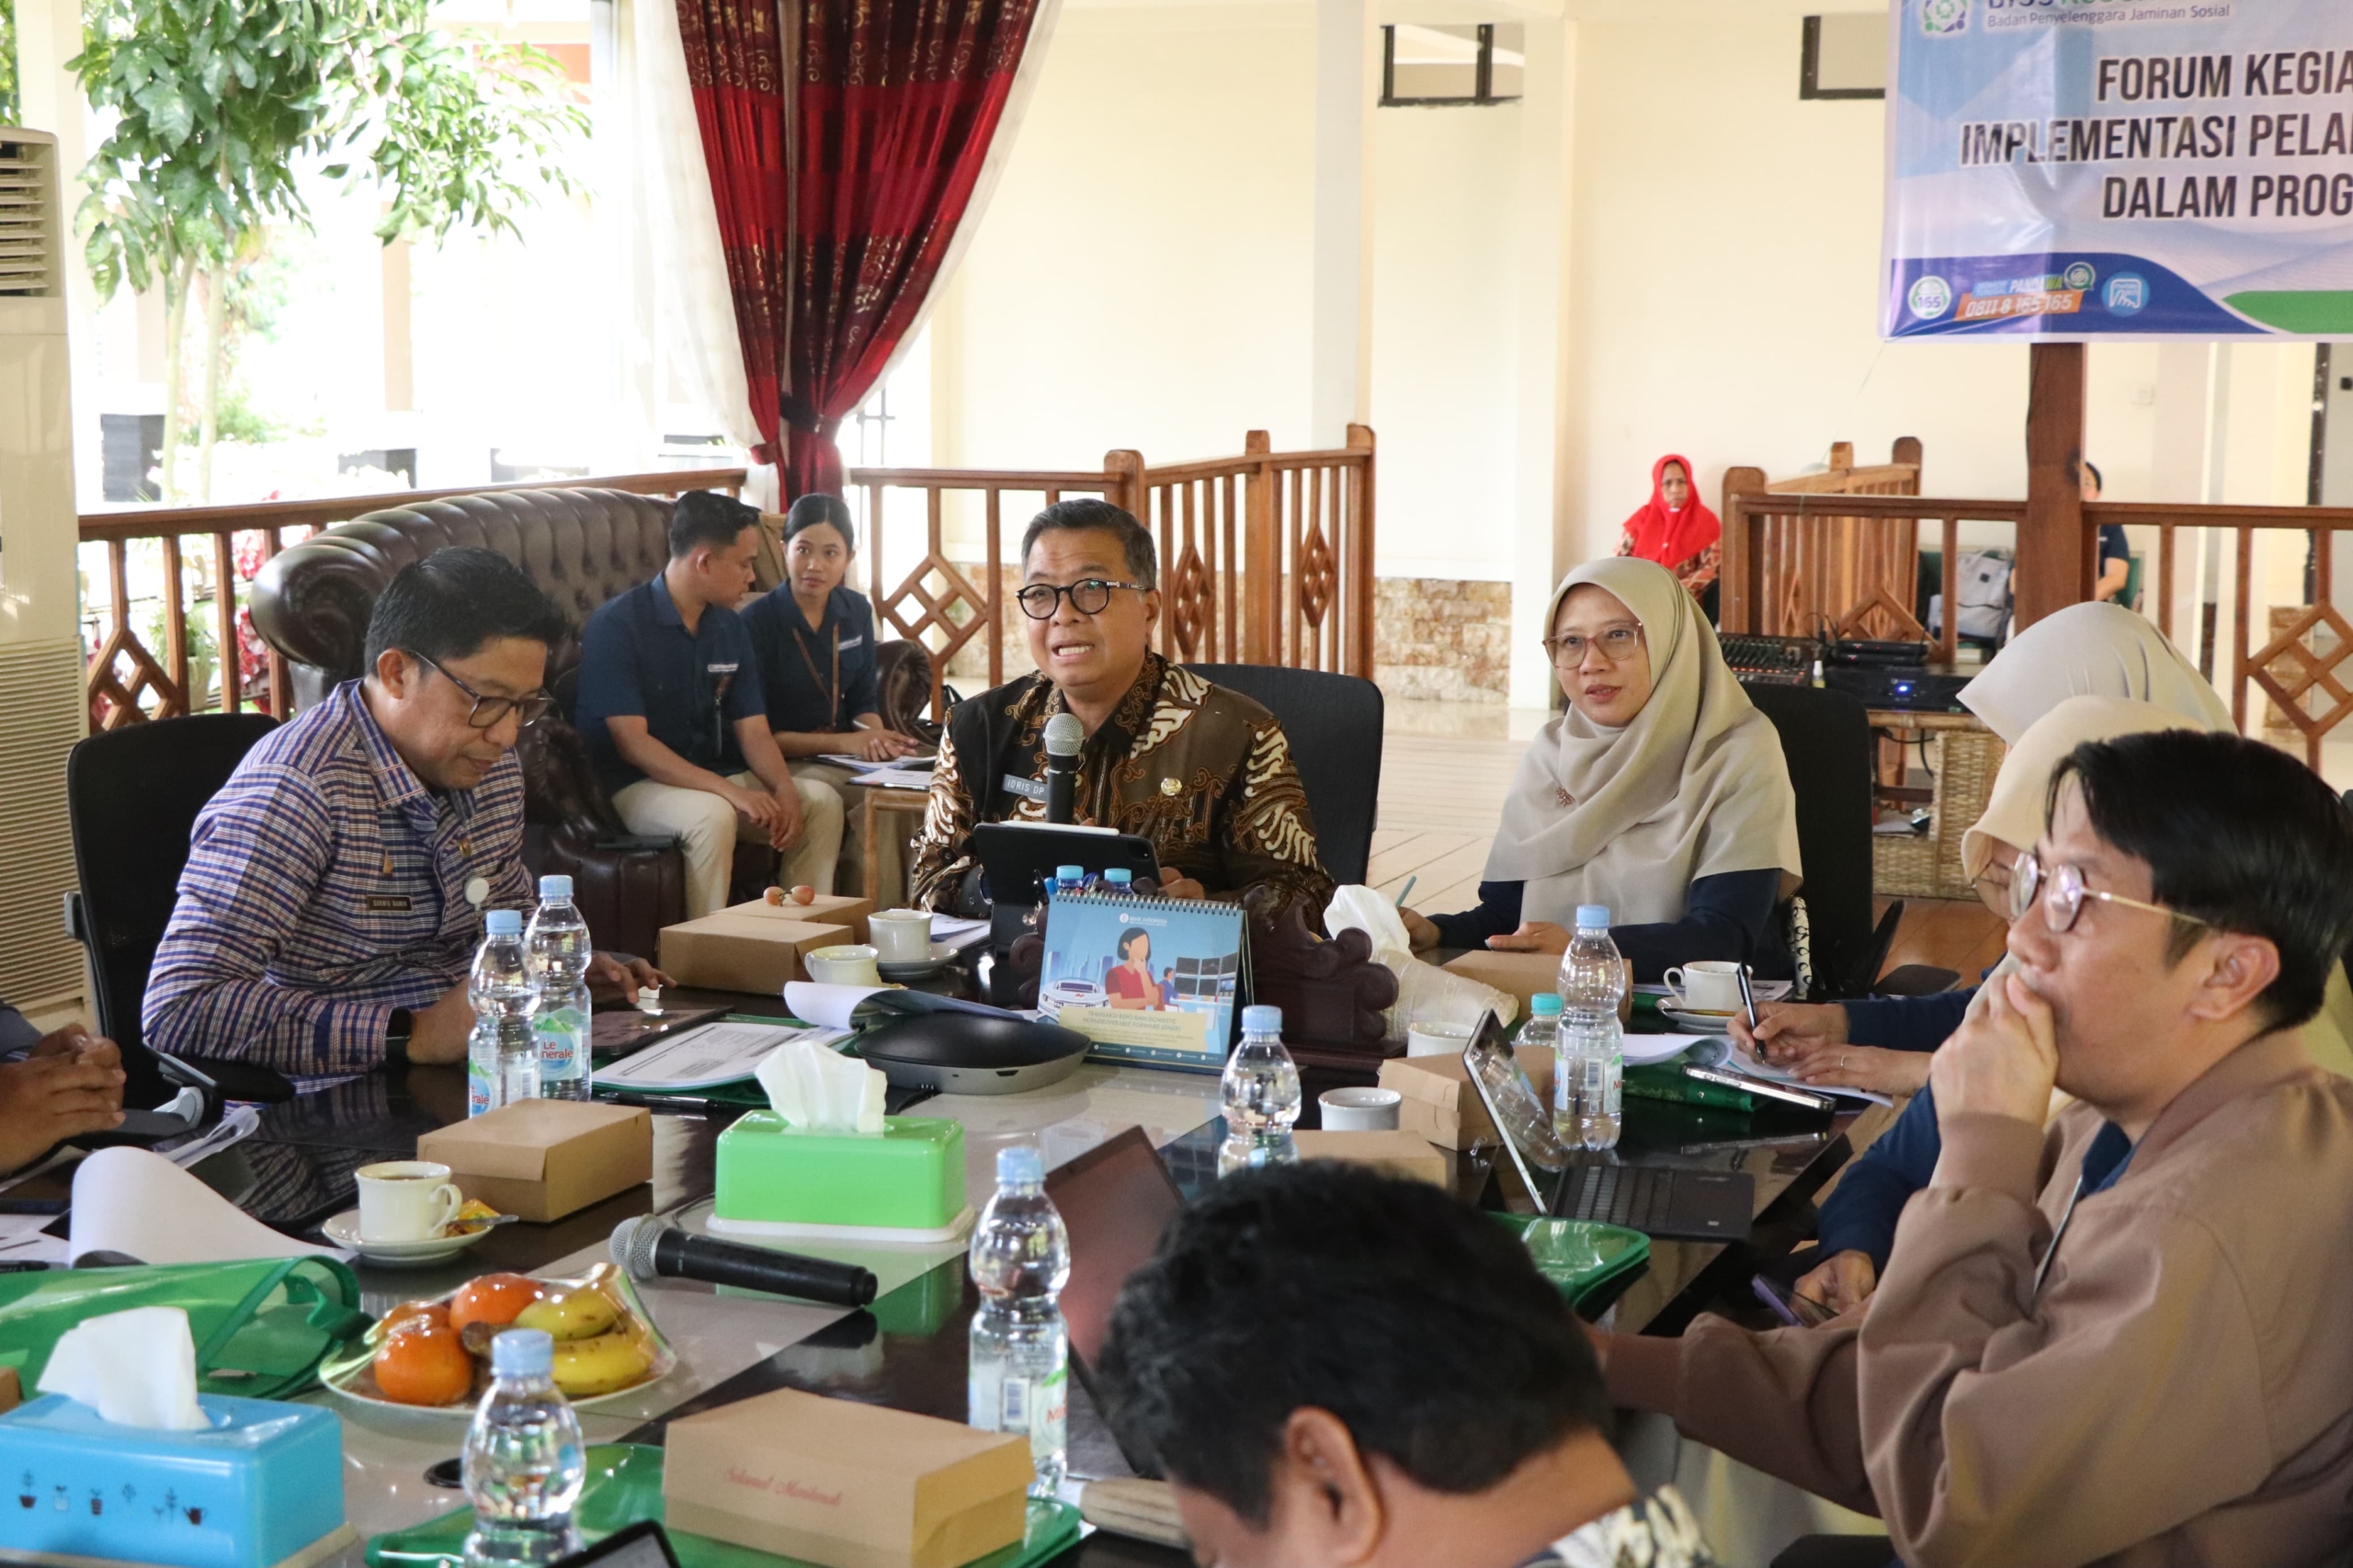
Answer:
[{"xmin": 384, "ymin": 1007, "xmax": 415, "ymax": 1066}]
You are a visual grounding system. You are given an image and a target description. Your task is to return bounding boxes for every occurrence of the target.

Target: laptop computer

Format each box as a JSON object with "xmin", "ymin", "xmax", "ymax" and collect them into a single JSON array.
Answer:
[
  {"xmin": 1461, "ymin": 1010, "xmax": 1754, "ymax": 1244},
  {"xmin": 1043, "ymin": 1125, "xmax": 1190, "ymax": 1478}
]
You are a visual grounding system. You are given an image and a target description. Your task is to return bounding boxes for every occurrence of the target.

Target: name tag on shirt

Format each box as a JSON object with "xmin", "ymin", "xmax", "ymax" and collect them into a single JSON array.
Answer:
[
  {"xmin": 838, "ymin": 635, "xmax": 864, "ymax": 651},
  {"xmin": 1003, "ymin": 775, "xmax": 1047, "ymax": 802},
  {"xmin": 366, "ymin": 895, "xmax": 414, "ymax": 913}
]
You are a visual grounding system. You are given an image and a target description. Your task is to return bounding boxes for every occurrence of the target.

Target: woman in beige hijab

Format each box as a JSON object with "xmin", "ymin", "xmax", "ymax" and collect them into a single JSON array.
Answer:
[
  {"xmin": 1958, "ymin": 598, "xmax": 2232, "ymax": 741},
  {"xmin": 1401, "ymin": 557, "xmax": 1802, "ymax": 981}
]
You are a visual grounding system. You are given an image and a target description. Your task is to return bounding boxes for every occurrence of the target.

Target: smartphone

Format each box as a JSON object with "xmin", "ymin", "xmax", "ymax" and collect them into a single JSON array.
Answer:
[{"xmin": 1752, "ymin": 1273, "xmax": 1835, "ymax": 1328}]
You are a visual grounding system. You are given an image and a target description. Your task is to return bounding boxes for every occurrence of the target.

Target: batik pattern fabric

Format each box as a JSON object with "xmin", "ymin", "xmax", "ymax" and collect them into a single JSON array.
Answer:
[
  {"xmin": 1521, "ymin": 1486, "xmax": 1719, "ymax": 1568},
  {"xmin": 907, "ymin": 653, "xmax": 1333, "ymax": 920},
  {"xmin": 1618, "ymin": 528, "xmax": 1721, "ymax": 601}
]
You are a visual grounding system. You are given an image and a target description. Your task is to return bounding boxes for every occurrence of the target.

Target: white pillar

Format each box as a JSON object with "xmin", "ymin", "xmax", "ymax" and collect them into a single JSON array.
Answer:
[
  {"xmin": 1310, "ymin": 0, "xmax": 1374, "ymax": 446},
  {"xmin": 1507, "ymin": 17, "xmax": 1576, "ymax": 710}
]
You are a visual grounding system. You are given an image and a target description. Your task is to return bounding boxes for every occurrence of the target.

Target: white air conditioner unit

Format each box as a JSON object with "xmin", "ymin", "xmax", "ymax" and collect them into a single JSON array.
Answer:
[{"xmin": 0, "ymin": 127, "xmax": 96, "ymax": 1015}]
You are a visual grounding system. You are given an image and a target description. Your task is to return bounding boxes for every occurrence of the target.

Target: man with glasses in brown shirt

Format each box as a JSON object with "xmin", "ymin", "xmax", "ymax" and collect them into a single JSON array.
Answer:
[
  {"xmin": 1597, "ymin": 728, "xmax": 2353, "ymax": 1567},
  {"xmin": 907, "ymin": 499, "xmax": 1332, "ymax": 921},
  {"xmin": 147, "ymin": 548, "xmax": 665, "ymax": 1076}
]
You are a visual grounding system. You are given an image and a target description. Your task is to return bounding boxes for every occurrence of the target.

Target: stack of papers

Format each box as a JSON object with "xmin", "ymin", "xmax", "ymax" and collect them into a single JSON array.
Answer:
[
  {"xmin": 847, "ymin": 766, "xmax": 937, "ymax": 790},
  {"xmin": 596, "ymin": 1021, "xmax": 851, "ymax": 1092}
]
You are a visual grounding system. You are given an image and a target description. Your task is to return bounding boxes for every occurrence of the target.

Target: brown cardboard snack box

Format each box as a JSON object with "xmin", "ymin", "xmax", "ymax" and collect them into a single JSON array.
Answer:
[
  {"xmin": 663, "ymin": 1387, "xmax": 1030, "ymax": 1568},
  {"xmin": 415, "ymin": 1100, "xmax": 652, "ymax": 1223},
  {"xmin": 658, "ymin": 915, "xmax": 853, "ymax": 993},
  {"xmin": 1442, "ymin": 949, "xmax": 1633, "ymax": 1020},
  {"xmin": 1373, "ymin": 1050, "xmax": 1558, "ymax": 1150},
  {"xmin": 1378, "ymin": 1053, "xmax": 1493, "ymax": 1150},
  {"xmin": 723, "ymin": 892, "xmax": 875, "ymax": 944},
  {"xmin": 1293, "ymin": 1129, "xmax": 1449, "ymax": 1187}
]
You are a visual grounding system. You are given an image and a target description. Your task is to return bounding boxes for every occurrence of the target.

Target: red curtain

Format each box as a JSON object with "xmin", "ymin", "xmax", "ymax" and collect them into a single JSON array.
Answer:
[
  {"xmin": 676, "ymin": 0, "xmax": 790, "ymax": 464},
  {"xmin": 784, "ymin": 0, "xmax": 1044, "ymax": 496}
]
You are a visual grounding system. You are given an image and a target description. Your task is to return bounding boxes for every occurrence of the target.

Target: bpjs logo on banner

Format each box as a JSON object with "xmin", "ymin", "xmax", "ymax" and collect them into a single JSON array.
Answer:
[{"xmin": 1920, "ymin": 0, "xmax": 1969, "ymax": 36}]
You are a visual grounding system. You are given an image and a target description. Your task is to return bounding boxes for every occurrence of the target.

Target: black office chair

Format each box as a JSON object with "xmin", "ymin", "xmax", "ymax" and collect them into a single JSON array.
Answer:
[
  {"xmin": 64, "ymin": 714, "xmax": 295, "ymax": 1106},
  {"xmin": 1744, "ymin": 684, "xmax": 1957, "ymax": 1000},
  {"xmin": 1183, "ymin": 665, "xmax": 1382, "ymax": 888}
]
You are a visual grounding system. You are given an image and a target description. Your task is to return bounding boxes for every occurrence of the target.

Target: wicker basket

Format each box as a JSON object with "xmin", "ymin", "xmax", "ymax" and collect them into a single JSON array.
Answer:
[{"xmin": 1872, "ymin": 728, "xmax": 2006, "ymax": 900}]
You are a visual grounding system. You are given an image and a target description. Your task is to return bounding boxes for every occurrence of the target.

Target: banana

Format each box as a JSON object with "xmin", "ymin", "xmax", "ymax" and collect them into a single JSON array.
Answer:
[
  {"xmin": 513, "ymin": 1289, "xmax": 620, "ymax": 1342},
  {"xmin": 549, "ymin": 1331, "xmax": 652, "ymax": 1397}
]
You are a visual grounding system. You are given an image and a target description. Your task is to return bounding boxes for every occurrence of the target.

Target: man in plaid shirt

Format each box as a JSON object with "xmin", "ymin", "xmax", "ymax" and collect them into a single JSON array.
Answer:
[{"xmin": 143, "ymin": 549, "xmax": 665, "ymax": 1076}]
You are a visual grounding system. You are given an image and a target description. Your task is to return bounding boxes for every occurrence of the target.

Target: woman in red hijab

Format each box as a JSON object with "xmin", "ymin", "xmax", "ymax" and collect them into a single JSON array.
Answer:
[{"xmin": 1616, "ymin": 455, "xmax": 1721, "ymax": 608}]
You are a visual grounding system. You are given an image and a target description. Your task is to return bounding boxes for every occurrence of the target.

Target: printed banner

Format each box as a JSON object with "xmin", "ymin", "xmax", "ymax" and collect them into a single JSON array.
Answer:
[{"xmin": 1883, "ymin": 0, "xmax": 2353, "ymax": 338}]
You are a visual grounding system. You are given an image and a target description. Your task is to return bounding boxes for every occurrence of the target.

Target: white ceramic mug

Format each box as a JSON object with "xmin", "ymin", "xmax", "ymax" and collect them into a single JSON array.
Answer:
[
  {"xmin": 1662, "ymin": 960, "xmax": 1747, "ymax": 1014},
  {"xmin": 355, "ymin": 1161, "xmax": 462, "ymax": 1244},
  {"xmin": 806, "ymin": 944, "xmax": 883, "ymax": 985},
  {"xmin": 1405, "ymin": 1020, "xmax": 1475, "ymax": 1058},
  {"xmin": 1320, "ymin": 1086, "xmax": 1403, "ymax": 1131},
  {"xmin": 868, "ymin": 909, "xmax": 935, "ymax": 963}
]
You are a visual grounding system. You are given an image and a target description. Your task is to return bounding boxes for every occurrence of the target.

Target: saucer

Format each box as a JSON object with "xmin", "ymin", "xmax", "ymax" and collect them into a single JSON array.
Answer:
[
  {"xmin": 1660, "ymin": 1006, "xmax": 1739, "ymax": 1034},
  {"xmin": 876, "ymin": 941, "xmax": 961, "ymax": 981},
  {"xmin": 323, "ymin": 1210, "xmax": 495, "ymax": 1267}
]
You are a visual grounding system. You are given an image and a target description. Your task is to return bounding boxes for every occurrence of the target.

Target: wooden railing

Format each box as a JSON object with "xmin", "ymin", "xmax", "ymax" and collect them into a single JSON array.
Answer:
[
  {"xmin": 77, "ymin": 429, "xmax": 1378, "ymax": 729},
  {"xmin": 1722, "ymin": 484, "xmax": 2353, "ymax": 767},
  {"xmin": 2098, "ymin": 499, "xmax": 2353, "ymax": 765},
  {"xmin": 851, "ymin": 427, "xmax": 1377, "ymax": 713},
  {"xmin": 1721, "ymin": 439, "xmax": 1937, "ymax": 654},
  {"xmin": 76, "ymin": 468, "xmax": 746, "ymax": 729}
]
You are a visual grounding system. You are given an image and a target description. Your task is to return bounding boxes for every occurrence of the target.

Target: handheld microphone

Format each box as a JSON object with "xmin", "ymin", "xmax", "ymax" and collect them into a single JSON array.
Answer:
[
  {"xmin": 1042, "ymin": 711, "xmax": 1085, "ymax": 825},
  {"xmin": 610, "ymin": 1214, "xmax": 878, "ymax": 1308}
]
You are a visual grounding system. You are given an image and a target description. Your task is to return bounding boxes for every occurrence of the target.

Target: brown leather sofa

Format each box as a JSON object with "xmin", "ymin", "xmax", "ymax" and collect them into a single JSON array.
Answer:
[{"xmin": 250, "ymin": 487, "xmax": 694, "ymax": 956}]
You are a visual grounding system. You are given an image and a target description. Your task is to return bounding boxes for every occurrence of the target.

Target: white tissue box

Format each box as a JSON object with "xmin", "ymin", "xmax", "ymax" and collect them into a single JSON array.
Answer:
[{"xmin": 0, "ymin": 1393, "xmax": 345, "ymax": 1568}]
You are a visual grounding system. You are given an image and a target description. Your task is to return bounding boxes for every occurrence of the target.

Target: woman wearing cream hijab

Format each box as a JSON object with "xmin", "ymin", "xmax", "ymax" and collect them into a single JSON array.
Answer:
[
  {"xmin": 1401, "ymin": 557, "xmax": 1802, "ymax": 981},
  {"xmin": 1958, "ymin": 598, "xmax": 2233, "ymax": 739}
]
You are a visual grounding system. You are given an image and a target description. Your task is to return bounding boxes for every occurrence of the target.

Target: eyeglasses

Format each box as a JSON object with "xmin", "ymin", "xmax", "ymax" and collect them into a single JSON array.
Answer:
[
  {"xmin": 1014, "ymin": 579, "xmax": 1151, "ymax": 620},
  {"xmin": 1543, "ymin": 625, "xmax": 1644, "ymax": 665},
  {"xmin": 2006, "ymin": 847, "xmax": 2211, "ymax": 936},
  {"xmin": 412, "ymin": 653, "xmax": 556, "ymax": 730}
]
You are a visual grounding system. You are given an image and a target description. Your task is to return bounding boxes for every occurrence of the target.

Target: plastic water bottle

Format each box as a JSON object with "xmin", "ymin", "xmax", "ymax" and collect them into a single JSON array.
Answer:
[
  {"xmin": 468, "ymin": 909, "xmax": 540, "ymax": 1117},
  {"xmin": 1555, "ymin": 906, "xmax": 1624, "ymax": 1150},
  {"xmin": 462, "ymin": 1328, "xmax": 585, "ymax": 1568},
  {"xmin": 525, "ymin": 876, "xmax": 593, "ymax": 1102},
  {"xmin": 1518, "ymin": 993, "xmax": 1563, "ymax": 1062},
  {"xmin": 1218, "ymin": 1005, "xmax": 1301, "ymax": 1176},
  {"xmin": 1102, "ymin": 867, "xmax": 1133, "ymax": 892},
  {"xmin": 969, "ymin": 1146, "xmax": 1071, "ymax": 1498},
  {"xmin": 1053, "ymin": 864, "xmax": 1085, "ymax": 899}
]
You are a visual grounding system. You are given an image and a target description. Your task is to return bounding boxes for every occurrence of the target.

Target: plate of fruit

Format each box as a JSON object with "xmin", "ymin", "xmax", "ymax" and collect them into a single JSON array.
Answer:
[{"xmin": 320, "ymin": 1264, "xmax": 674, "ymax": 1412}]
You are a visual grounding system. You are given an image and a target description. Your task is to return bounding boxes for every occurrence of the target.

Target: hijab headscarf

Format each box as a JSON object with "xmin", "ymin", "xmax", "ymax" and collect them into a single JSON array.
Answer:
[
  {"xmin": 1961, "ymin": 695, "xmax": 2230, "ymax": 883},
  {"xmin": 1957, "ymin": 693, "xmax": 2353, "ymax": 1081},
  {"xmin": 1488, "ymin": 557, "xmax": 1802, "ymax": 926},
  {"xmin": 1959, "ymin": 601, "xmax": 2230, "ymax": 744},
  {"xmin": 1620, "ymin": 454, "xmax": 1721, "ymax": 569}
]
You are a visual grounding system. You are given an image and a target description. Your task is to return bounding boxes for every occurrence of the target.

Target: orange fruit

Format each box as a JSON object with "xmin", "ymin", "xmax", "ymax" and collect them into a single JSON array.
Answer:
[
  {"xmin": 380, "ymin": 1300, "xmax": 449, "ymax": 1337},
  {"xmin": 373, "ymin": 1323, "xmax": 475, "ymax": 1406},
  {"xmin": 449, "ymin": 1273, "xmax": 543, "ymax": 1335}
]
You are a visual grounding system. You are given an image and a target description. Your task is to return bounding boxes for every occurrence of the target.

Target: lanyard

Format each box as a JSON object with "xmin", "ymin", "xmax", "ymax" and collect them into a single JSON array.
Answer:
[{"xmin": 792, "ymin": 619, "xmax": 841, "ymax": 728}]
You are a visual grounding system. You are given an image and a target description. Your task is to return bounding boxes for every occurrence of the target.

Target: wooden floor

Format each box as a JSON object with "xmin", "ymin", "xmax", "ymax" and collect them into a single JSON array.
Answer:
[{"xmin": 1370, "ymin": 699, "xmax": 2006, "ymax": 978}]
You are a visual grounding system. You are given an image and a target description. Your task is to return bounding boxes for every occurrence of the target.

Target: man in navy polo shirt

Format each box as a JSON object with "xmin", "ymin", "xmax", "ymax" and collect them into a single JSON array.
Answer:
[{"xmin": 574, "ymin": 491, "xmax": 843, "ymax": 915}]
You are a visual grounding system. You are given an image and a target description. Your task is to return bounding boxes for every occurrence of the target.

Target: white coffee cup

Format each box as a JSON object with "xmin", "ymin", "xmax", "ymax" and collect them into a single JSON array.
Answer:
[
  {"xmin": 355, "ymin": 1160, "xmax": 463, "ymax": 1244},
  {"xmin": 1663, "ymin": 960, "xmax": 1747, "ymax": 1014},
  {"xmin": 1405, "ymin": 1020, "xmax": 1475, "ymax": 1057},
  {"xmin": 869, "ymin": 909, "xmax": 935, "ymax": 964},
  {"xmin": 806, "ymin": 944, "xmax": 883, "ymax": 985},
  {"xmin": 1320, "ymin": 1086, "xmax": 1403, "ymax": 1131}
]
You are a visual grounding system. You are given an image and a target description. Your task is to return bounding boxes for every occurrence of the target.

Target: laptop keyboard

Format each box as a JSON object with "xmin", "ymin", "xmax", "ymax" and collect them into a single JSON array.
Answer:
[{"xmin": 1554, "ymin": 1164, "xmax": 1677, "ymax": 1233}]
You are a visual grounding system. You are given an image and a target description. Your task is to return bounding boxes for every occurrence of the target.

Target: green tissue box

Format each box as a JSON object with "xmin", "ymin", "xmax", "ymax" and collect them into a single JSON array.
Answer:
[{"xmin": 712, "ymin": 1112, "xmax": 967, "ymax": 1235}]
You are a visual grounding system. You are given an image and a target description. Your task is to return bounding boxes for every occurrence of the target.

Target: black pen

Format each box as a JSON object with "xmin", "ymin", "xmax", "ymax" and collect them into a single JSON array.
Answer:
[
  {"xmin": 0, "ymin": 1198, "xmax": 66, "ymax": 1216},
  {"xmin": 1737, "ymin": 963, "xmax": 1761, "ymax": 1032},
  {"xmin": 0, "ymin": 1260, "xmax": 50, "ymax": 1273}
]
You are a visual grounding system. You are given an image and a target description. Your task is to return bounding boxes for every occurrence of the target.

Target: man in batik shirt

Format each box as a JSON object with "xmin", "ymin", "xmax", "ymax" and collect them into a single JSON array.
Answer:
[{"xmin": 907, "ymin": 499, "xmax": 1333, "ymax": 921}]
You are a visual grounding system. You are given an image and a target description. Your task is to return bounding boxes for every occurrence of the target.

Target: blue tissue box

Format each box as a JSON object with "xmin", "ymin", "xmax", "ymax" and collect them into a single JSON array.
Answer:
[{"xmin": 0, "ymin": 1393, "xmax": 344, "ymax": 1568}]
